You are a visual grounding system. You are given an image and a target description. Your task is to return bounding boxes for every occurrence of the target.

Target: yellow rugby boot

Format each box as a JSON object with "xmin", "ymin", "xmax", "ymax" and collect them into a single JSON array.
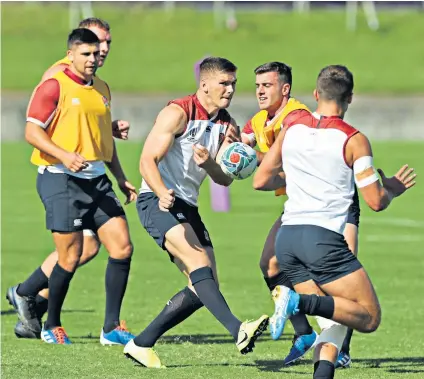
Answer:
[
  {"xmin": 236, "ymin": 314, "xmax": 269, "ymax": 354},
  {"xmin": 123, "ymin": 339, "xmax": 166, "ymax": 368}
]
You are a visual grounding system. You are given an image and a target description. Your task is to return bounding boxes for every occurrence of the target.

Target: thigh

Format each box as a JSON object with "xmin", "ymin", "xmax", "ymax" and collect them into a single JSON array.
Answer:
[
  {"xmin": 37, "ymin": 171, "xmax": 91, "ymax": 232},
  {"xmin": 298, "ymin": 225, "xmax": 363, "ymax": 285},
  {"xmin": 173, "ymin": 246, "xmax": 218, "ymax": 290},
  {"xmin": 164, "ymin": 223, "xmax": 210, "ymax": 272},
  {"xmin": 261, "ymin": 215, "xmax": 282, "ymax": 262},
  {"xmin": 320, "ymin": 268, "xmax": 381, "ymax": 321},
  {"xmin": 97, "ymin": 216, "xmax": 131, "ymax": 253},
  {"xmin": 137, "ymin": 192, "xmax": 184, "ymax": 252},
  {"xmin": 275, "ymin": 225, "xmax": 312, "ymax": 286}
]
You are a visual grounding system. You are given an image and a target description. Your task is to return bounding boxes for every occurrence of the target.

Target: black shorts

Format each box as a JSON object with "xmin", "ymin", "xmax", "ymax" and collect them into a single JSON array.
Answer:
[
  {"xmin": 137, "ymin": 192, "xmax": 213, "ymax": 254},
  {"xmin": 36, "ymin": 171, "xmax": 125, "ymax": 233},
  {"xmin": 347, "ymin": 186, "xmax": 360, "ymax": 227},
  {"xmin": 275, "ymin": 225, "xmax": 363, "ymax": 286}
]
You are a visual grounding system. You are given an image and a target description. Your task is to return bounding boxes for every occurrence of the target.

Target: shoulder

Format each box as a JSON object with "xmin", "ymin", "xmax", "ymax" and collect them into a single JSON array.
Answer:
[
  {"xmin": 35, "ymin": 78, "xmax": 60, "ymax": 97},
  {"xmin": 167, "ymin": 94, "xmax": 196, "ymax": 120},
  {"xmin": 326, "ymin": 118, "xmax": 359, "ymax": 138},
  {"xmin": 283, "ymin": 109, "xmax": 312, "ymax": 128},
  {"xmin": 93, "ymin": 76, "xmax": 111, "ymax": 99}
]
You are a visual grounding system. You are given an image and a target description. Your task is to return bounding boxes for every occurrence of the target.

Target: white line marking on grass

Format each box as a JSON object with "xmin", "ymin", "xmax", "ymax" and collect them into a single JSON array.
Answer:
[{"xmin": 362, "ymin": 217, "xmax": 424, "ymax": 228}]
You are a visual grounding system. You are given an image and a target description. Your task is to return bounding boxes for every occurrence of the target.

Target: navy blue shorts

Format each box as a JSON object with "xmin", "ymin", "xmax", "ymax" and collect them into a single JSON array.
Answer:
[
  {"xmin": 137, "ymin": 192, "xmax": 213, "ymax": 253},
  {"xmin": 36, "ymin": 171, "xmax": 125, "ymax": 233},
  {"xmin": 275, "ymin": 225, "xmax": 363, "ymax": 286}
]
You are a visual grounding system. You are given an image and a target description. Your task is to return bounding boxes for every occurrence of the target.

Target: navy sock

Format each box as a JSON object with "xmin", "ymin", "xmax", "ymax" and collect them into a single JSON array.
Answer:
[
  {"xmin": 17, "ymin": 267, "xmax": 48, "ymax": 298},
  {"xmin": 190, "ymin": 267, "xmax": 241, "ymax": 340},
  {"xmin": 298, "ymin": 294, "xmax": 335, "ymax": 319},
  {"xmin": 44, "ymin": 264, "xmax": 74, "ymax": 330},
  {"xmin": 313, "ymin": 360, "xmax": 335, "ymax": 379},
  {"xmin": 35, "ymin": 294, "xmax": 49, "ymax": 320},
  {"xmin": 342, "ymin": 328, "xmax": 353, "ymax": 354},
  {"xmin": 134, "ymin": 287, "xmax": 203, "ymax": 347},
  {"xmin": 104, "ymin": 257, "xmax": 131, "ymax": 333}
]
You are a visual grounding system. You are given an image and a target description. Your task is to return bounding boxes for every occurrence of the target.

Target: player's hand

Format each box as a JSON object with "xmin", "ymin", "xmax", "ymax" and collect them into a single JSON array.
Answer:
[
  {"xmin": 61, "ymin": 152, "xmax": 87, "ymax": 172},
  {"xmin": 118, "ymin": 179, "xmax": 137, "ymax": 205},
  {"xmin": 193, "ymin": 144, "xmax": 212, "ymax": 168},
  {"xmin": 159, "ymin": 189, "xmax": 175, "ymax": 212},
  {"xmin": 378, "ymin": 164, "xmax": 416, "ymax": 198},
  {"xmin": 112, "ymin": 120, "xmax": 130, "ymax": 140},
  {"xmin": 226, "ymin": 127, "xmax": 241, "ymax": 143}
]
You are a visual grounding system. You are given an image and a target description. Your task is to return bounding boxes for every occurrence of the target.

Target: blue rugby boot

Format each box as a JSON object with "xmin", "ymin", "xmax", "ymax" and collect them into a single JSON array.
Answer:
[
  {"xmin": 100, "ymin": 321, "xmax": 135, "ymax": 346},
  {"xmin": 283, "ymin": 330, "xmax": 319, "ymax": 365},
  {"xmin": 336, "ymin": 351, "xmax": 352, "ymax": 369},
  {"xmin": 41, "ymin": 326, "xmax": 71, "ymax": 344},
  {"xmin": 270, "ymin": 285, "xmax": 300, "ymax": 340}
]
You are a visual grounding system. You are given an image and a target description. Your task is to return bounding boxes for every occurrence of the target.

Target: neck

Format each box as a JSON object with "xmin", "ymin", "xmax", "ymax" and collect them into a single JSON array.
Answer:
[
  {"xmin": 315, "ymin": 102, "xmax": 345, "ymax": 119},
  {"xmin": 267, "ymin": 97, "xmax": 289, "ymax": 118},
  {"xmin": 69, "ymin": 65, "xmax": 92, "ymax": 83},
  {"xmin": 196, "ymin": 90, "xmax": 220, "ymax": 119}
]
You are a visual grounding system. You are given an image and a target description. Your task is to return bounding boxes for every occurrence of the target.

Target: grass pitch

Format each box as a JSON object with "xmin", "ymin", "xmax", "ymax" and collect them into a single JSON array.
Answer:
[
  {"xmin": 2, "ymin": 3, "xmax": 424, "ymax": 94},
  {"xmin": 1, "ymin": 141, "xmax": 424, "ymax": 378}
]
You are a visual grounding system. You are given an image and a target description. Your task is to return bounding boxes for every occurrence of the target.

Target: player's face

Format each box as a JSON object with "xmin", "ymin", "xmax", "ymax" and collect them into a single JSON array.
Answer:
[
  {"xmin": 88, "ymin": 26, "xmax": 111, "ymax": 67},
  {"xmin": 255, "ymin": 72, "xmax": 289, "ymax": 112},
  {"xmin": 205, "ymin": 71, "xmax": 237, "ymax": 109},
  {"xmin": 68, "ymin": 43, "xmax": 100, "ymax": 79}
]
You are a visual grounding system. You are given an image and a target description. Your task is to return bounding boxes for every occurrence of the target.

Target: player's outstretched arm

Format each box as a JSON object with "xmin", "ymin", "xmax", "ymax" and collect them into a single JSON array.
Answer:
[
  {"xmin": 139, "ymin": 104, "xmax": 186, "ymax": 198},
  {"xmin": 253, "ymin": 128, "xmax": 286, "ymax": 191},
  {"xmin": 346, "ymin": 133, "xmax": 416, "ymax": 212}
]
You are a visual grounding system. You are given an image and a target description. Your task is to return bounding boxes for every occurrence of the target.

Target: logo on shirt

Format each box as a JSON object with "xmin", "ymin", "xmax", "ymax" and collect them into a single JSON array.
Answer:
[
  {"xmin": 72, "ymin": 98, "xmax": 80, "ymax": 105},
  {"xmin": 206, "ymin": 124, "xmax": 212, "ymax": 133},
  {"xmin": 187, "ymin": 126, "xmax": 199, "ymax": 142},
  {"xmin": 102, "ymin": 96, "xmax": 110, "ymax": 109}
]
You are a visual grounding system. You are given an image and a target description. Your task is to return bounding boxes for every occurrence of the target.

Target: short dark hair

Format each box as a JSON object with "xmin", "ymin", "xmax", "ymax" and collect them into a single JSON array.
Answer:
[
  {"xmin": 78, "ymin": 17, "xmax": 110, "ymax": 31},
  {"xmin": 67, "ymin": 28, "xmax": 100, "ymax": 49},
  {"xmin": 316, "ymin": 65, "xmax": 354, "ymax": 103},
  {"xmin": 254, "ymin": 62, "xmax": 292, "ymax": 86},
  {"xmin": 200, "ymin": 57, "xmax": 237, "ymax": 75}
]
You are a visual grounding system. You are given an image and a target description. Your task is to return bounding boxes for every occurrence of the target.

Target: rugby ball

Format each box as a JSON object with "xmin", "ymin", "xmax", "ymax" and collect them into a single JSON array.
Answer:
[{"xmin": 219, "ymin": 142, "xmax": 258, "ymax": 180}]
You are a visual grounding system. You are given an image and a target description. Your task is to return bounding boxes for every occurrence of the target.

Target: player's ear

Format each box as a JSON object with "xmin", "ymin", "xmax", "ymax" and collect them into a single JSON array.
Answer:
[
  {"xmin": 67, "ymin": 49, "xmax": 73, "ymax": 63},
  {"xmin": 313, "ymin": 89, "xmax": 319, "ymax": 102},
  {"xmin": 200, "ymin": 78, "xmax": 208, "ymax": 94},
  {"xmin": 282, "ymin": 83, "xmax": 290, "ymax": 97}
]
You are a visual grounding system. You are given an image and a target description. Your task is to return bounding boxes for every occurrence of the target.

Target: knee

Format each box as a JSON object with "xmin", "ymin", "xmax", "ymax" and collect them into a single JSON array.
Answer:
[
  {"xmin": 120, "ymin": 241, "xmax": 134, "ymax": 259},
  {"xmin": 111, "ymin": 241, "xmax": 133, "ymax": 260},
  {"xmin": 362, "ymin": 305, "xmax": 382, "ymax": 333},
  {"xmin": 61, "ymin": 252, "xmax": 81, "ymax": 271}
]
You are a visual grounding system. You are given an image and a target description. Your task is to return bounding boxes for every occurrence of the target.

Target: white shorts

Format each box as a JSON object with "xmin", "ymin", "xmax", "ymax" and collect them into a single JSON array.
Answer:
[{"xmin": 83, "ymin": 229, "xmax": 96, "ymax": 237}]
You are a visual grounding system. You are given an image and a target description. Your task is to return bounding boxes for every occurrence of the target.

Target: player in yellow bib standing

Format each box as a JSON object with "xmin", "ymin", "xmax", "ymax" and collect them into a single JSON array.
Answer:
[
  {"xmin": 8, "ymin": 28, "xmax": 137, "ymax": 345},
  {"xmin": 7, "ymin": 18, "xmax": 137, "ymax": 345}
]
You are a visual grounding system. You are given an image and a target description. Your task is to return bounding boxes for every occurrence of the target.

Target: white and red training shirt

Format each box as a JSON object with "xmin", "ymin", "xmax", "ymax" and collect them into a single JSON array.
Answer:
[{"xmin": 281, "ymin": 110, "xmax": 359, "ymax": 235}]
